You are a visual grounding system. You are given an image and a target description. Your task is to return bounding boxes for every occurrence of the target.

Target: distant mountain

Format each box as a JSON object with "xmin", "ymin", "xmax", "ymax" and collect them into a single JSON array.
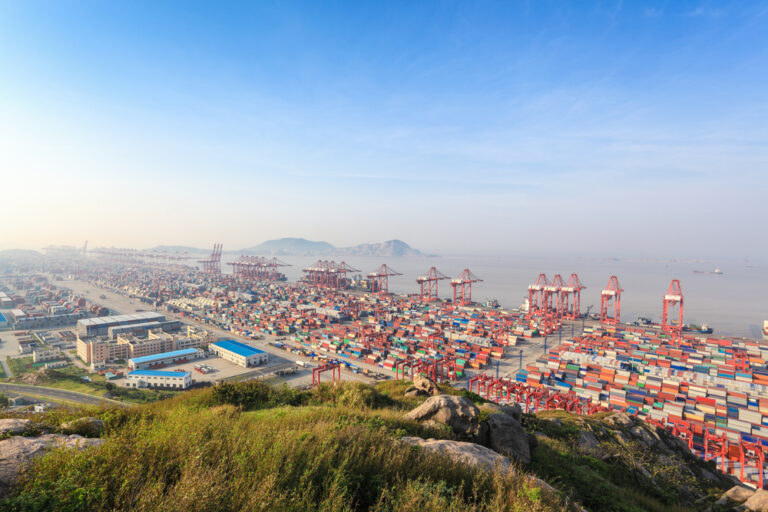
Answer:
[
  {"xmin": 240, "ymin": 238, "xmax": 426, "ymax": 257},
  {"xmin": 242, "ymin": 238, "xmax": 335, "ymax": 256},
  {"xmin": 341, "ymin": 240, "xmax": 422, "ymax": 257}
]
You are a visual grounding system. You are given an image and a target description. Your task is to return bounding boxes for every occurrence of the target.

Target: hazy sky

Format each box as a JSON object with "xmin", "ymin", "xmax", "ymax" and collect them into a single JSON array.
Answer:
[{"xmin": 1, "ymin": 1, "xmax": 766, "ymax": 259}]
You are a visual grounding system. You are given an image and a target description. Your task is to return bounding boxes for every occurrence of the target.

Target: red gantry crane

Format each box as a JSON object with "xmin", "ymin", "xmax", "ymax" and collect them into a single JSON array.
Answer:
[
  {"xmin": 198, "ymin": 243, "xmax": 222, "ymax": 275},
  {"xmin": 662, "ymin": 279, "xmax": 684, "ymax": 338},
  {"xmin": 561, "ymin": 273, "xmax": 586, "ymax": 320},
  {"xmin": 544, "ymin": 274, "xmax": 565, "ymax": 317},
  {"xmin": 416, "ymin": 267, "xmax": 449, "ymax": 302},
  {"xmin": 527, "ymin": 274, "xmax": 549, "ymax": 315},
  {"xmin": 367, "ymin": 264, "xmax": 402, "ymax": 295},
  {"xmin": 450, "ymin": 269, "xmax": 482, "ymax": 306},
  {"xmin": 302, "ymin": 260, "xmax": 359, "ymax": 289},
  {"xmin": 600, "ymin": 276, "xmax": 623, "ymax": 325}
]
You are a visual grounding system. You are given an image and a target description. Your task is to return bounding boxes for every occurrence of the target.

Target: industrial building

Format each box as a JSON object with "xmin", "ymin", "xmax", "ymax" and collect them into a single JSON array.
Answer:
[
  {"xmin": 76, "ymin": 326, "xmax": 213, "ymax": 364},
  {"xmin": 8, "ymin": 308, "xmax": 87, "ymax": 330},
  {"xmin": 209, "ymin": 339, "xmax": 268, "ymax": 367},
  {"xmin": 128, "ymin": 348, "xmax": 204, "ymax": 370},
  {"xmin": 126, "ymin": 370, "xmax": 191, "ymax": 389},
  {"xmin": 77, "ymin": 312, "xmax": 166, "ymax": 338}
]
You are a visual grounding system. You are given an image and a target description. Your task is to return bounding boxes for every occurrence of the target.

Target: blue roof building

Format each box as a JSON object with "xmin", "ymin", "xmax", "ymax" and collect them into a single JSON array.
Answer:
[
  {"xmin": 128, "ymin": 348, "xmax": 202, "ymax": 370},
  {"xmin": 210, "ymin": 339, "xmax": 268, "ymax": 367}
]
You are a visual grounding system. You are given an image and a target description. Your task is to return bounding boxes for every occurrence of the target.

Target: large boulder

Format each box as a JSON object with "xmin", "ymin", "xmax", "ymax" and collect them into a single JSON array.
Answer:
[
  {"xmin": 0, "ymin": 419, "xmax": 35, "ymax": 436},
  {"xmin": 412, "ymin": 374, "xmax": 440, "ymax": 396},
  {"xmin": 485, "ymin": 413, "xmax": 531, "ymax": 464},
  {"xmin": 61, "ymin": 417, "xmax": 104, "ymax": 437},
  {"xmin": 744, "ymin": 489, "xmax": 768, "ymax": 511},
  {"xmin": 0, "ymin": 434, "xmax": 104, "ymax": 497},
  {"xmin": 401, "ymin": 437, "xmax": 511, "ymax": 473},
  {"xmin": 405, "ymin": 395, "xmax": 480, "ymax": 436},
  {"xmin": 715, "ymin": 484, "xmax": 756, "ymax": 506},
  {"xmin": 605, "ymin": 412, "xmax": 633, "ymax": 428}
]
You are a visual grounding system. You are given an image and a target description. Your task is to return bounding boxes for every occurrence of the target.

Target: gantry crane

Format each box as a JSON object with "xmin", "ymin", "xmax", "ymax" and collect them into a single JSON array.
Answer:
[
  {"xmin": 527, "ymin": 274, "xmax": 549, "ymax": 316},
  {"xmin": 367, "ymin": 264, "xmax": 402, "ymax": 294},
  {"xmin": 662, "ymin": 279, "xmax": 684, "ymax": 339},
  {"xmin": 561, "ymin": 273, "xmax": 586, "ymax": 320},
  {"xmin": 600, "ymin": 276, "xmax": 623, "ymax": 325},
  {"xmin": 450, "ymin": 269, "xmax": 482, "ymax": 306},
  {"xmin": 198, "ymin": 243, "xmax": 223, "ymax": 275},
  {"xmin": 544, "ymin": 274, "xmax": 565, "ymax": 317},
  {"xmin": 416, "ymin": 267, "xmax": 449, "ymax": 302}
]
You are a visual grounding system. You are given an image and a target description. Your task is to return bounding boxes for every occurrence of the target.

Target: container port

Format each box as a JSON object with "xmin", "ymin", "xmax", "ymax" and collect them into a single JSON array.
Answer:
[{"xmin": 3, "ymin": 249, "xmax": 768, "ymax": 489}]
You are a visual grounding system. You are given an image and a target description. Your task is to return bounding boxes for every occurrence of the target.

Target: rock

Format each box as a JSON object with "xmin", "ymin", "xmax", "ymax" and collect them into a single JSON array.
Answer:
[
  {"xmin": 508, "ymin": 403, "xmax": 523, "ymax": 422},
  {"xmin": 412, "ymin": 373, "xmax": 440, "ymax": 396},
  {"xmin": 743, "ymin": 489, "xmax": 768, "ymax": 511},
  {"xmin": 60, "ymin": 417, "xmax": 104, "ymax": 437},
  {"xmin": 605, "ymin": 412, "xmax": 633, "ymax": 428},
  {"xmin": 578, "ymin": 430, "xmax": 601, "ymax": 455},
  {"xmin": 615, "ymin": 431, "xmax": 634, "ymax": 445},
  {"xmin": 716, "ymin": 485, "xmax": 756, "ymax": 506},
  {"xmin": 0, "ymin": 419, "xmax": 34, "ymax": 436},
  {"xmin": 486, "ymin": 413, "xmax": 531, "ymax": 464},
  {"xmin": 698, "ymin": 467, "xmax": 721, "ymax": 485},
  {"xmin": 0, "ymin": 434, "xmax": 103, "ymax": 497},
  {"xmin": 405, "ymin": 395, "xmax": 480, "ymax": 436},
  {"xmin": 629, "ymin": 426, "xmax": 658, "ymax": 448},
  {"xmin": 403, "ymin": 386, "xmax": 423, "ymax": 398},
  {"xmin": 551, "ymin": 418, "xmax": 562, "ymax": 427},
  {"xmin": 401, "ymin": 437, "xmax": 511, "ymax": 473}
]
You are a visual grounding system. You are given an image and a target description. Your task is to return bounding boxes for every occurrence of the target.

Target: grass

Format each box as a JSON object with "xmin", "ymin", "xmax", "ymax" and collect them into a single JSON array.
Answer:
[
  {"xmin": 0, "ymin": 382, "xmax": 572, "ymax": 512},
  {"xmin": 9, "ymin": 367, "xmax": 178, "ymax": 404},
  {"xmin": 6, "ymin": 356, "xmax": 35, "ymax": 377}
]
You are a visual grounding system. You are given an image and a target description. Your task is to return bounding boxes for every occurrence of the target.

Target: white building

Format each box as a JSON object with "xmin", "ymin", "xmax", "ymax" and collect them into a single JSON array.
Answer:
[
  {"xmin": 126, "ymin": 370, "xmax": 191, "ymax": 389},
  {"xmin": 209, "ymin": 339, "xmax": 268, "ymax": 368}
]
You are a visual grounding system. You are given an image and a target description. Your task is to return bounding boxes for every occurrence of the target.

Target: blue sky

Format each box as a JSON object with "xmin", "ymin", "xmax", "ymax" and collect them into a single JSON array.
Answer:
[{"xmin": 0, "ymin": 1, "xmax": 766, "ymax": 259}]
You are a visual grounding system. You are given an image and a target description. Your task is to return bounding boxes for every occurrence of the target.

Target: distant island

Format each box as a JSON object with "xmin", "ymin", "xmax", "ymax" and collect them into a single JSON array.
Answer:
[
  {"xmin": 240, "ymin": 238, "xmax": 427, "ymax": 257},
  {"xmin": 74, "ymin": 239, "xmax": 429, "ymax": 258}
]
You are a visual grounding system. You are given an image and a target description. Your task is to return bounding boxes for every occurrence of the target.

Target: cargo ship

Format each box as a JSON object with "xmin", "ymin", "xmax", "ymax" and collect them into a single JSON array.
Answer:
[{"xmin": 682, "ymin": 323, "xmax": 713, "ymax": 334}]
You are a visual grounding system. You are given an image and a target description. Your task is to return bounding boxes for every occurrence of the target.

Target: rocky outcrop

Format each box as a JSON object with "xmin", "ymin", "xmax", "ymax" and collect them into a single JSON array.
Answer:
[
  {"xmin": 60, "ymin": 417, "xmax": 104, "ymax": 437},
  {"xmin": 604, "ymin": 412, "xmax": 633, "ymax": 428},
  {"xmin": 485, "ymin": 413, "xmax": 531, "ymax": 464},
  {"xmin": 412, "ymin": 374, "xmax": 440, "ymax": 396},
  {"xmin": 401, "ymin": 437, "xmax": 511, "ymax": 473},
  {"xmin": 405, "ymin": 395, "xmax": 479, "ymax": 436},
  {"xmin": 0, "ymin": 434, "xmax": 103, "ymax": 498},
  {"xmin": 716, "ymin": 484, "xmax": 756, "ymax": 506},
  {"xmin": 743, "ymin": 489, "xmax": 768, "ymax": 511},
  {"xmin": 0, "ymin": 419, "xmax": 35, "ymax": 436},
  {"xmin": 577, "ymin": 430, "xmax": 601, "ymax": 456}
]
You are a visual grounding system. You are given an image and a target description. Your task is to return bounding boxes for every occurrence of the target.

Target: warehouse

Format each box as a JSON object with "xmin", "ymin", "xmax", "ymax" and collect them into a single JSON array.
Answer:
[
  {"xmin": 128, "ymin": 348, "xmax": 203, "ymax": 370},
  {"xmin": 126, "ymin": 369, "xmax": 191, "ymax": 389},
  {"xmin": 77, "ymin": 312, "xmax": 166, "ymax": 338},
  {"xmin": 210, "ymin": 339, "xmax": 268, "ymax": 367}
]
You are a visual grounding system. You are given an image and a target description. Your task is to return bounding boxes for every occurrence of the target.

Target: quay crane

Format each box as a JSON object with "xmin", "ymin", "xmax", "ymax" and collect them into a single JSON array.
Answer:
[
  {"xmin": 417, "ymin": 267, "xmax": 449, "ymax": 302},
  {"xmin": 600, "ymin": 276, "xmax": 622, "ymax": 325},
  {"xmin": 450, "ymin": 269, "xmax": 482, "ymax": 306}
]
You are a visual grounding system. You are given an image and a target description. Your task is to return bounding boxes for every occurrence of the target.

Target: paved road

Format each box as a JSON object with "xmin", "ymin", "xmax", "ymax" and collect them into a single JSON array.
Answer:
[{"xmin": 0, "ymin": 383, "xmax": 127, "ymax": 407}]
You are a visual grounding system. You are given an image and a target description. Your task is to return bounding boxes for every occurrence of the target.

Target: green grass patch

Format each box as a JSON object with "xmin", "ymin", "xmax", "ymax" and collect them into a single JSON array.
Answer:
[
  {"xmin": 6, "ymin": 356, "xmax": 34, "ymax": 376},
  {"xmin": 0, "ymin": 382, "xmax": 572, "ymax": 512}
]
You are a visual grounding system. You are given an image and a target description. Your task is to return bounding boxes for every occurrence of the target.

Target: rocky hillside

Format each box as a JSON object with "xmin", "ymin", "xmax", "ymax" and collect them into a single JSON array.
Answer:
[{"xmin": 0, "ymin": 379, "xmax": 759, "ymax": 511}]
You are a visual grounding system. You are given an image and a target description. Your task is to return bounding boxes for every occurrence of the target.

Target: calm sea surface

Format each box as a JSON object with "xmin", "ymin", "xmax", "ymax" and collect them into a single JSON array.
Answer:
[{"xmin": 227, "ymin": 254, "xmax": 767, "ymax": 339}]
